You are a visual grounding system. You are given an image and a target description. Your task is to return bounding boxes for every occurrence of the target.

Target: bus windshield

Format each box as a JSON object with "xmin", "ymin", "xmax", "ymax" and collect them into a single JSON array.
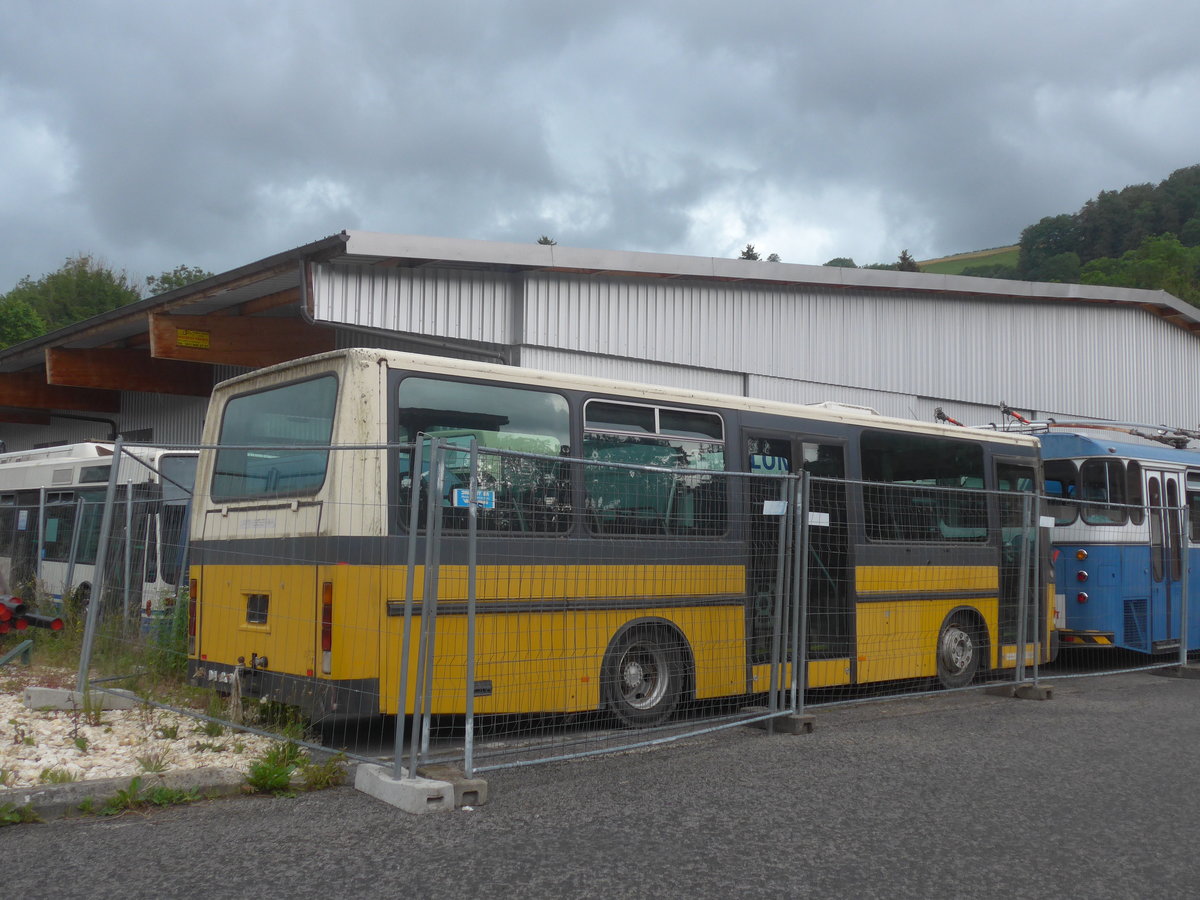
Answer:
[{"xmin": 211, "ymin": 375, "xmax": 338, "ymax": 501}]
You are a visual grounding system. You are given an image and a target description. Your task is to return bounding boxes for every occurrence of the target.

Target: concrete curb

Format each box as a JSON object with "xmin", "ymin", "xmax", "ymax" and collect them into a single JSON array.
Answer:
[
  {"xmin": 0, "ymin": 767, "xmax": 247, "ymax": 820},
  {"xmin": 23, "ymin": 686, "xmax": 141, "ymax": 711}
]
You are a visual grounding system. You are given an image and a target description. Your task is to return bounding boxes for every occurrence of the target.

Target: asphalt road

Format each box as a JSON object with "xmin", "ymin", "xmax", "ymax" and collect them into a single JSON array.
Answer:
[{"xmin": 5, "ymin": 670, "xmax": 1200, "ymax": 899}]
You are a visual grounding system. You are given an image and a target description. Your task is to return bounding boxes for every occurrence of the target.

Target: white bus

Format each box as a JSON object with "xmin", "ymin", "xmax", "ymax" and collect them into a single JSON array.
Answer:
[{"xmin": 0, "ymin": 442, "xmax": 197, "ymax": 617}]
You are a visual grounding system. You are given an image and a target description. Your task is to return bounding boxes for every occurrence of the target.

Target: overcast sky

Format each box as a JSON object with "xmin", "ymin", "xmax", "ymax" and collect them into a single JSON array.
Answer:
[{"xmin": 2, "ymin": 1, "xmax": 1198, "ymax": 292}]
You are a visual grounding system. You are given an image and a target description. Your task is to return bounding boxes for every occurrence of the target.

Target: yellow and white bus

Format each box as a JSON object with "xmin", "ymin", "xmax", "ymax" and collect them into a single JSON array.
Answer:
[{"xmin": 187, "ymin": 349, "xmax": 1054, "ymax": 723}]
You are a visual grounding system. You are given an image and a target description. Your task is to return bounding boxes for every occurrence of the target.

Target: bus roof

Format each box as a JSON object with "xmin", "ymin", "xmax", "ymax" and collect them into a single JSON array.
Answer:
[
  {"xmin": 1039, "ymin": 431, "xmax": 1200, "ymax": 465},
  {"xmin": 210, "ymin": 347, "xmax": 1042, "ymax": 450},
  {"xmin": 0, "ymin": 441, "xmax": 114, "ymax": 466}
]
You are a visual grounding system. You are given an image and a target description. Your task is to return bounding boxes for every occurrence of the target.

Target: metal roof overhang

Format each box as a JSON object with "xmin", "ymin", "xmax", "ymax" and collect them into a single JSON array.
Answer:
[{"xmin": 1, "ymin": 229, "xmax": 1198, "ymax": 418}]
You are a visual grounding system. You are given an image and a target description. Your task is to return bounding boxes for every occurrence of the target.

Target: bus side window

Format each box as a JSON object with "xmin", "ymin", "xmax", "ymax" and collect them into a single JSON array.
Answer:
[
  {"xmin": 1043, "ymin": 459, "xmax": 1078, "ymax": 526},
  {"xmin": 1187, "ymin": 471, "xmax": 1200, "ymax": 543},
  {"xmin": 1080, "ymin": 458, "xmax": 1126, "ymax": 525}
]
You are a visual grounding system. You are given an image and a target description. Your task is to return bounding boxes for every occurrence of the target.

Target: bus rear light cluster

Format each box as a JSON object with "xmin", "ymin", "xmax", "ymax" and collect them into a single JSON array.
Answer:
[
  {"xmin": 1076, "ymin": 592, "xmax": 1089, "ymax": 604},
  {"xmin": 321, "ymin": 581, "xmax": 333, "ymax": 675},
  {"xmin": 187, "ymin": 578, "xmax": 198, "ymax": 653},
  {"xmin": 1076, "ymin": 570, "xmax": 1089, "ymax": 582},
  {"xmin": 1075, "ymin": 549, "xmax": 1088, "ymax": 561}
]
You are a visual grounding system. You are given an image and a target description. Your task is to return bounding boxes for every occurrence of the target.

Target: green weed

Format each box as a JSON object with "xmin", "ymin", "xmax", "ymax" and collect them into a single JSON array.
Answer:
[
  {"xmin": 195, "ymin": 719, "xmax": 225, "ymax": 738},
  {"xmin": 0, "ymin": 802, "xmax": 42, "ymax": 826},
  {"xmin": 101, "ymin": 777, "xmax": 144, "ymax": 816},
  {"xmin": 246, "ymin": 741, "xmax": 303, "ymax": 797},
  {"xmin": 156, "ymin": 724, "xmax": 179, "ymax": 740},
  {"xmin": 144, "ymin": 785, "xmax": 200, "ymax": 807},
  {"xmin": 39, "ymin": 767, "xmax": 78, "ymax": 784},
  {"xmin": 136, "ymin": 750, "xmax": 171, "ymax": 774},
  {"xmin": 299, "ymin": 752, "xmax": 349, "ymax": 791}
]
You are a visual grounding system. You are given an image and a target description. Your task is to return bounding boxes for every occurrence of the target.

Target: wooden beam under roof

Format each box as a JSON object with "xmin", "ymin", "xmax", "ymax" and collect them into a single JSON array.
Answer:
[
  {"xmin": 148, "ymin": 313, "xmax": 336, "ymax": 367},
  {"xmin": 0, "ymin": 372, "xmax": 120, "ymax": 413},
  {"xmin": 46, "ymin": 348, "xmax": 215, "ymax": 397},
  {"xmin": 0, "ymin": 407, "xmax": 52, "ymax": 425}
]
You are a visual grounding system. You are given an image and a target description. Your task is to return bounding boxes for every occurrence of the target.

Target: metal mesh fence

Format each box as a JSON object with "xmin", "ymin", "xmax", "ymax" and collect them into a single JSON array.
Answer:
[{"xmin": 74, "ymin": 439, "xmax": 1056, "ymax": 777}]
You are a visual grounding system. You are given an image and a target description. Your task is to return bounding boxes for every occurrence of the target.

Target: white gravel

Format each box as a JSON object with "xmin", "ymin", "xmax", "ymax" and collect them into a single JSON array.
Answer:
[{"xmin": 1, "ymin": 673, "xmax": 279, "ymax": 790}]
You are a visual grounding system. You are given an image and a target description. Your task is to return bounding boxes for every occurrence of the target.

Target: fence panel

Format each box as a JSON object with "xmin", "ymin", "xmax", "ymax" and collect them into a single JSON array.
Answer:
[{"xmin": 71, "ymin": 441, "xmax": 1061, "ymax": 777}]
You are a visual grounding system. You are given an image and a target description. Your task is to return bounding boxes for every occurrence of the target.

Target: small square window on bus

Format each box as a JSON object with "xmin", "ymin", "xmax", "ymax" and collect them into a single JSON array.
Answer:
[
  {"xmin": 246, "ymin": 593, "xmax": 269, "ymax": 625},
  {"xmin": 585, "ymin": 401, "xmax": 656, "ymax": 434}
]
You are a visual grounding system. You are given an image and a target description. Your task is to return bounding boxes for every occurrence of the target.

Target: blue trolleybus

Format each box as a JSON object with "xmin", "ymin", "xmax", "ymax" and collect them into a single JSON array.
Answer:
[{"xmin": 1040, "ymin": 430, "xmax": 1200, "ymax": 654}]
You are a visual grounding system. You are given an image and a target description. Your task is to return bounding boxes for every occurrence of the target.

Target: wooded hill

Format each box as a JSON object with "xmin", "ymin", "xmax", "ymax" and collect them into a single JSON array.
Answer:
[{"xmin": 919, "ymin": 164, "xmax": 1200, "ymax": 305}]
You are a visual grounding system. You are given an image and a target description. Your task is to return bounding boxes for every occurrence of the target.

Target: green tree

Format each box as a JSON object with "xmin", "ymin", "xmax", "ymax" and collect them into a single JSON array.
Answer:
[
  {"xmin": 536, "ymin": 235, "xmax": 557, "ymax": 245},
  {"xmin": 1080, "ymin": 233, "xmax": 1200, "ymax": 304},
  {"xmin": 1037, "ymin": 252, "xmax": 1082, "ymax": 283},
  {"xmin": 1180, "ymin": 217, "xmax": 1200, "ymax": 247},
  {"xmin": 738, "ymin": 244, "xmax": 760, "ymax": 260},
  {"xmin": 823, "ymin": 257, "xmax": 857, "ymax": 268},
  {"xmin": 4, "ymin": 255, "xmax": 141, "ymax": 332},
  {"xmin": 1018, "ymin": 214, "xmax": 1080, "ymax": 280},
  {"xmin": 145, "ymin": 264, "xmax": 214, "ymax": 295},
  {"xmin": 896, "ymin": 250, "xmax": 919, "ymax": 272},
  {"xmin": 0, "ymin": 296, "xmax": 45, "ymax": 348}
]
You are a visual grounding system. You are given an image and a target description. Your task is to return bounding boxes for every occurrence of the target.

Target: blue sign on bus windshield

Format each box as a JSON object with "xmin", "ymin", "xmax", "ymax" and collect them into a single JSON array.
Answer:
[{"xmin": 749, "ymin": 454, "xmax": 790, "ymax": 474}]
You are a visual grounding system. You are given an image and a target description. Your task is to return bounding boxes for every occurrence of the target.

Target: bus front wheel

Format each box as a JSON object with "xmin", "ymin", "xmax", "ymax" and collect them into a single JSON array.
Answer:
[
  {"xmin": 602, "ymin": 625, "xmax": 684, "ymax": 727},
  {"xmin": 936, "ymin": 618, "xmax": 980, "ymax": 689}
]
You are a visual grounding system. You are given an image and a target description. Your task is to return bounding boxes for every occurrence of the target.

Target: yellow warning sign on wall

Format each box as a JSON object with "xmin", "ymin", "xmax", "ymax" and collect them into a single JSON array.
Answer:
[{"xmin": 176, "ymin": 328, "xmax": 211, "ymax": 349}]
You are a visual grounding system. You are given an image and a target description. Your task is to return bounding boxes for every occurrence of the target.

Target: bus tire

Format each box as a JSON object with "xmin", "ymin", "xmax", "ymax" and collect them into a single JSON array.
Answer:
[
  {"xmin": 601, "ymin": 624, "xmax": 684, "ymax": 727},
  {"xmin": 936, "ymin": 615, "xmax": 980, "ymax": 689}
]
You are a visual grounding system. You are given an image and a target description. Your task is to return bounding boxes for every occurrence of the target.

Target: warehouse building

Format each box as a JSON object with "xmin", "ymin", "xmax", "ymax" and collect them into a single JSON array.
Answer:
[{"xmin": 0, "ymin": 229, "xmax": 1197, "ymax": 450}]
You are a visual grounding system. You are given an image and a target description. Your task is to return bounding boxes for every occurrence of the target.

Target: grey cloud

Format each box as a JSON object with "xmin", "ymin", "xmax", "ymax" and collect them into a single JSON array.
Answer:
[{"xmin": 2, "ymin": 0, "xmax": 1200, "ymax": 289}]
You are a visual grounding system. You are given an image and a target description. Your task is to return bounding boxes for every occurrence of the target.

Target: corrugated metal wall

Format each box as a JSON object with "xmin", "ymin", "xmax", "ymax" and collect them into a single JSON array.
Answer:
[
  {"xmin": 517, "ymin": 273, "xmax": 1196, "ymax": 426},
  {"xmin": 313, "ymin": 263, "xmax": 511, "ymax": 344},
  {"xmin": 294, "ymin": 261, "xmax": 1200, "ymax": 433}
]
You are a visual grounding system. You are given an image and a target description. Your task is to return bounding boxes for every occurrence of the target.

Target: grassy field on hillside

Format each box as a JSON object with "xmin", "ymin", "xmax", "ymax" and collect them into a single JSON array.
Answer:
[{"xmin": 919, "ymin": 245, "xmax": 1018, "ymax": 275}]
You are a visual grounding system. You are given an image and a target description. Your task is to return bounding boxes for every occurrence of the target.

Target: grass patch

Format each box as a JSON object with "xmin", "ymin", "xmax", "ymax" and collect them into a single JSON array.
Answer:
[
  {"xmin": 919, "ymin": 245, "xmax": 1019, "ymax": 274},
  {"xmin": 245, "ymin": 742, "xmax": 349, "ymax": 796},
  {"xmin": 39, "ymin": 767, "xmax": 78, "ymax": 784},
  {"xmin": 0, "ymin": 802, "xmax": 42, "ymax": 826}
]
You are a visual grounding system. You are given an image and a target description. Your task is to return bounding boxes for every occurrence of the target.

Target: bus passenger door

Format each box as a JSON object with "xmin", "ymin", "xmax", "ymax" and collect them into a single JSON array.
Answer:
[
  {"xmin": 1144, "ymin": 469, "xmax": 1184, "ymax": 652},
  {"xmin": 745, "ymin": 435, "xmax": 850, "ymax": 681}
]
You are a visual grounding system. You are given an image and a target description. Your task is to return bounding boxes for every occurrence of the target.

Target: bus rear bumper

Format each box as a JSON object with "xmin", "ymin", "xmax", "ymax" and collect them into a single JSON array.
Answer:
[
  {"xmin": 1057, "ymin": 630, "xmax": 1116, "ymax": 648},
  {"xmin": 188, "ymin": 660, "xmax": 380, "ymax": 719}
]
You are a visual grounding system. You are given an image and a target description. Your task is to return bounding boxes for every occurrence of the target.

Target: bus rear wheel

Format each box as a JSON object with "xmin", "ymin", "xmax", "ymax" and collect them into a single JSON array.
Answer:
[
  {"xmin": 602, "ymin": 625, "xmax": 684, "ymax": 727},
  {"xmin": 936, "ymin": 618, "xmax": 980, "ymax": 689}
]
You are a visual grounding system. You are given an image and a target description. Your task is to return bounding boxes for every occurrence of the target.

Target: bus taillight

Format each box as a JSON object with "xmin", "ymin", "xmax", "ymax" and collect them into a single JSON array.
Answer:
[
  {"xmin": 321, "ymin": 582, "xmax": 333, "ymax": 675},
  {"xmin": 187, "ymin": 578, "xmax": 198, "ymax": 653}
]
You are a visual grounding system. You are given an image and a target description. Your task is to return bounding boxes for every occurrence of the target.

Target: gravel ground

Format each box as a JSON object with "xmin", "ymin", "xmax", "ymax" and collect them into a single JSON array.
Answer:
[{"xmin": 0, "ymin": 666, "xmax": 278, "ymax": 789}]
